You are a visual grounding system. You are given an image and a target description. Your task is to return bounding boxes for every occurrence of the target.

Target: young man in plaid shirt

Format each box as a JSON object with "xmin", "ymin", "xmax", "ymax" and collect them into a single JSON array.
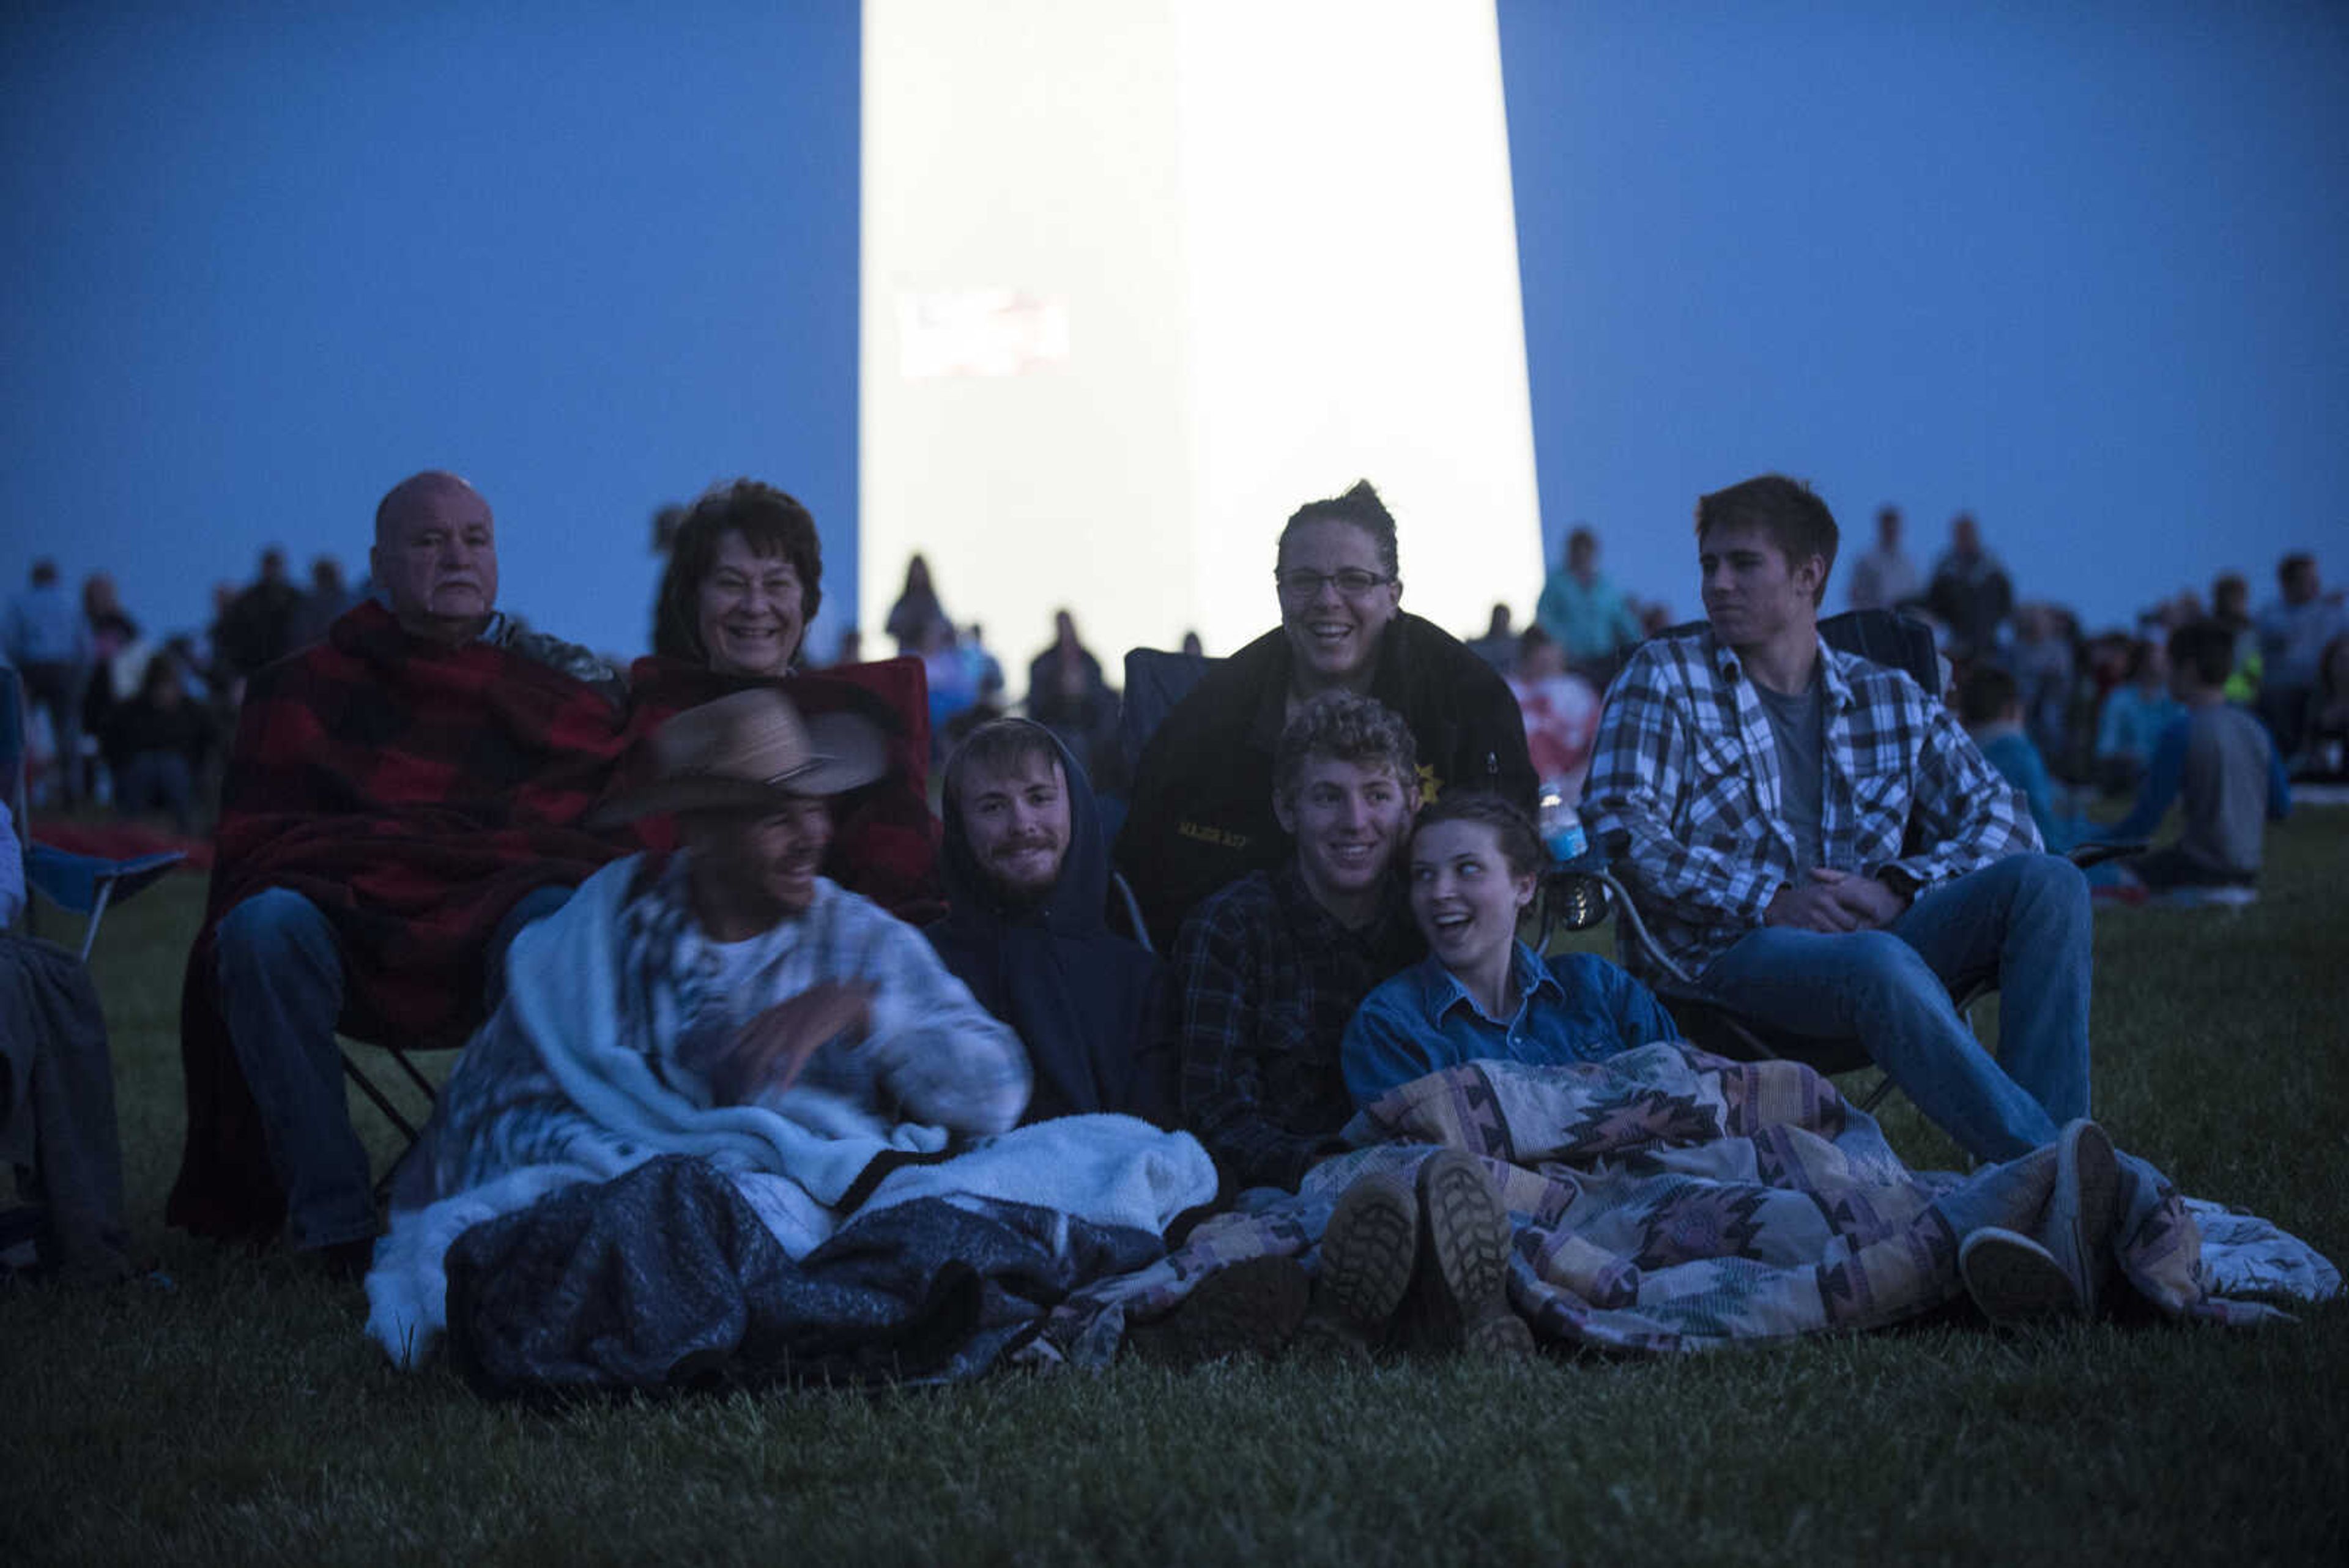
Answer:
[
  {"xmin": 1583, "ymin": 475, "xmax": 2091, "ymax": 1163},
  {"xmin": 1172, "ymin": 693, "xmax": 1424, "ymax": 1194}
]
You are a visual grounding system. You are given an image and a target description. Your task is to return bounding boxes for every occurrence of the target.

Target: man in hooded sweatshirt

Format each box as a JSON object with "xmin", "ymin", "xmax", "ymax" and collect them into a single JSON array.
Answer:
[{"xmin": 928, "ymin": 718, "xmax": 1174, "ymax": 1125}]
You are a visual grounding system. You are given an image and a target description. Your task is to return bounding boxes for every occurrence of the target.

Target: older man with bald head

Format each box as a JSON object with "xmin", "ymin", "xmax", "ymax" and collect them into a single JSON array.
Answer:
[
  {"xmin": 371, "ymin": 470, "xmax": 499, "ymax": 642},
  {"xmin": 169, "ymin": 472, "xmax": 635, "ymax": 1270}
]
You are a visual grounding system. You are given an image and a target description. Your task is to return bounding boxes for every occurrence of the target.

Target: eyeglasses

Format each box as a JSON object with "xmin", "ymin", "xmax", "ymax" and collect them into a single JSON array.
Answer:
[{"xmin": 1275, "ymin": 567, "xmax": 1395, "ymax": 599}]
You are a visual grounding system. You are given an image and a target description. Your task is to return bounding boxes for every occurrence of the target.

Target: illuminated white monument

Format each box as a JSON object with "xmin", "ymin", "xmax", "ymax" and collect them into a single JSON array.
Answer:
[{"xmin": 861, "ymin": 0, "xmax": 1543, "ymax": 660}]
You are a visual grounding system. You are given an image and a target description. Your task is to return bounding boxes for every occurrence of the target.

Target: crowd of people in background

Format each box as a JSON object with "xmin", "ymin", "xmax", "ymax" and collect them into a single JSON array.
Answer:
[
  {"xmin": 1456, "ymin": 507, "xmax": 2345, "ymax": 838},
  {"xmin": 7, "ymin": 505, "xmax": 2344, "ymax": 850},
  {"xmin": 4, "ymin": 545, "xmax": 366, "ymax": 825}
]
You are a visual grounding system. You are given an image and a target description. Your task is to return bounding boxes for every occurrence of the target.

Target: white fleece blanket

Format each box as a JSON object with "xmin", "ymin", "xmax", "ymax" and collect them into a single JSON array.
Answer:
[{"xmin": 366, "ymin": 857, "xmax": 1215, "ymax": 1365}]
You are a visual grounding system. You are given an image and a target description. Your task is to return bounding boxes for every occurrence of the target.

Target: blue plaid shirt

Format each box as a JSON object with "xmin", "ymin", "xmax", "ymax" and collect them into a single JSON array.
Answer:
[{"xmin": 1583, "ymin": 628, "xmax": 2039, "ymax": 981}]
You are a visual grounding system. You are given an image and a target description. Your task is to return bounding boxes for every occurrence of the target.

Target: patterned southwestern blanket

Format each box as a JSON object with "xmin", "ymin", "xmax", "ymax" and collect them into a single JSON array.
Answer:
[
  {"xmin": 1027, "ymin": 1044, "xmax": 2335, "ymax": 1367},
  {"xmin": 168, "ymin": 601, "xmax": 644, "ymax": 1241}
]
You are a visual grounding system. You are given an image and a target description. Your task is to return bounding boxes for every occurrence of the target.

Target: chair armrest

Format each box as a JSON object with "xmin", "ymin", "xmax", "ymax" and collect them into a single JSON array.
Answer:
[{"xmin": 1536, "ymin": 866, "xmax": 1613, "ymax": 934}]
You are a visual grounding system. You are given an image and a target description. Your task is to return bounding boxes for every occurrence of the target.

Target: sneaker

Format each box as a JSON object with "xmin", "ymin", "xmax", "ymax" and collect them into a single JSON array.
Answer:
[
  {"xmin": 1127, "ymin": 1255, "xmax": 1312, "ymax": 1369},
  {"xmin": 2047, "ymin": 1119, "xmax": 2120, "ymax": 1320},
  {"xmin": 1301, "ymin": 1170, "xmax": 1420, "ymax": 1354},
  {"xmin": 1959, "ymin": 1227, "xmax": 2080, "ymax": 1322},
  {"xmin": 2160, "ymin": 885, "xmax": 2258, "ymax": 908},
  {"xmin": 1415, "ymin": 1150, "xmax": 1531, "ymax": 1357}
]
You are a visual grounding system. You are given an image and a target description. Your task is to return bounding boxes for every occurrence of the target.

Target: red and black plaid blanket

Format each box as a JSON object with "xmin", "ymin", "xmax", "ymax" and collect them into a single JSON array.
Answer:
[
  {"xmin": 625, "ymin": 655, "xmax": 943, "ymax": 925},
  {"xmin": 168, "ymin": 602, "xmax": 644, "ymax": 1241}
]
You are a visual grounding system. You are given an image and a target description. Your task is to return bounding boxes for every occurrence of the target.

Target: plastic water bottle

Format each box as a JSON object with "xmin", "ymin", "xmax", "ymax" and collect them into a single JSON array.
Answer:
[{"xmin": 1537, "ymin": 777, "xmax": 1586, "ymax": 864}]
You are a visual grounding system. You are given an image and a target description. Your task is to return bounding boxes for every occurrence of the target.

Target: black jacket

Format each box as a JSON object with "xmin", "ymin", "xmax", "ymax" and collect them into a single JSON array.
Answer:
[
  {"xmin": 927, "ymin": 730, "xmax": 1174, "ymax": 1125},
  {"xmin": 1113, "ymin": 611, "xmax": 1536, "ymax": 950}
]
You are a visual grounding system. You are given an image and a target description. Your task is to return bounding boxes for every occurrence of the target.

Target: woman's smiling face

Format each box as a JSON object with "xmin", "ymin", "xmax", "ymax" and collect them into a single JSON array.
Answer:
[
  {"xmin": 1409, "ymin": 816, "xmax": 1535, "ymax": 975},
  {"xmin": 698, "ymin": 530, "xmax": 807, "ymax": 676},
  {"xmin": 1277, "ymin": 518, "xmax": 1400, "ymax": 689}
]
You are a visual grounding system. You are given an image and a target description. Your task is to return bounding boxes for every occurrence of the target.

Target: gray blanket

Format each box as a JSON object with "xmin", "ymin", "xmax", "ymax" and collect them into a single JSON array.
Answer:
[{"xmin": 440, "ymin": 1154, "xmax": 1164, "ymax": 1398}]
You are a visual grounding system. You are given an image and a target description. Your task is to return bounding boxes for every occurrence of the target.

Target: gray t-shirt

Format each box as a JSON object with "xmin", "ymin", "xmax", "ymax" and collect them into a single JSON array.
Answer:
[
  {"xmin": 2180, "ymin": 704, "xmax": 2278, "ymax": 876},
  {"xmin": 1754, "ymin": 668, "xmax": 1827, "ymax": 872}
]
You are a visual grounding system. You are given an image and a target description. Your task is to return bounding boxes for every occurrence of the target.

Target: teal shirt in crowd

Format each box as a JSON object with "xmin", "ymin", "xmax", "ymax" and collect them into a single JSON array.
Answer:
[
  {"xmin": 1535, "ymin": 570, "xmax": 1643, "ymax": 666},
  {"xmin": 1970, "ymin": 722, "xmax": 2082, "ymax": 853},
  {"xmin": 1341, "ymin": 945, "xmax": 1682, "ymax": 1109}
]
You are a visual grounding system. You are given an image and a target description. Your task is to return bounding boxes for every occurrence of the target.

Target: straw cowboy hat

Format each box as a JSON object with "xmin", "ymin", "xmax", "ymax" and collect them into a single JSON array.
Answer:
[{"xmin": 597, "ymin": 688, "xmax": 887, "ymax": 822}]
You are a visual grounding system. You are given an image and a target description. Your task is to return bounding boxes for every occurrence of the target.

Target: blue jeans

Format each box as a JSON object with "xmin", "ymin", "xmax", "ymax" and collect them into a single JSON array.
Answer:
[
  {"xmin": 216, "ymin": 883, "xmax": 574, "ymax": 1252},
  {"xmin": 1699, "ymin": 853, "xmax": 2091, "ymax": 1162}
]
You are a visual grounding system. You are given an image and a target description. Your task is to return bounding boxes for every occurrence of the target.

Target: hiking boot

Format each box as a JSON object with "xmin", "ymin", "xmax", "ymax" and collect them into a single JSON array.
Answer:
[
  {"xmin": 1415, "ymin": 1150, "xmax": 1529, "ymax": 1357},
  {"xmin": 1959, "ymin": 1226, "xmax": 2080, "ymax": 1322},
  {"xmin": 2047, "ymin": 1119, "xmax": 2119, "ymax": 1320},
  {"xmin": 1300, "ymin": 1169, "xmax": 1420, "ymax": 1355},
  {"xmin": 1126, "ymin": 1255, "xmax": 1312, "ymax": 1369}
]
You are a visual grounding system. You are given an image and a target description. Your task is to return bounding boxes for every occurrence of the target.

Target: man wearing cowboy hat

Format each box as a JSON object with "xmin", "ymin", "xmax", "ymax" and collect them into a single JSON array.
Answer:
[
  {"xmin": 567, "ymin": 688, "xmax": 1034, "ymax": 1124},
  {"xmin": 365, "ymin": 693, "xmax": 1245, "ymax": 1370}
]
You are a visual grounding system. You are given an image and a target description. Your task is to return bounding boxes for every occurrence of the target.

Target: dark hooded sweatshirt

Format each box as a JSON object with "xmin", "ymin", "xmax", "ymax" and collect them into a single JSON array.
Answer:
[{"xmin": 927, "ymin": 732, "xmax": 1175, "ymax": 1126}]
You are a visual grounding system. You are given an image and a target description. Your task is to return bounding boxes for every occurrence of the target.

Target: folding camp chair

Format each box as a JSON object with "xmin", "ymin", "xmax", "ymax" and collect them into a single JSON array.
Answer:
[
  {"xmin": 1537, "ymin": 610, "xmax": 2136, "ymax": 1104},
  {"xmin": 24, "ymin": 845, "xmax": 187, "ymax": 964},
  {"xmin": 1091, "ymin": 645, "xmax": 1225, "ymax": 953},
  {"xmin": 1116, "ymin": 646, "xmax": 1215, "ymax": 787},
  {"xmin": 2, "ymin": 664, "xmax": 185, "ymax": 958}
]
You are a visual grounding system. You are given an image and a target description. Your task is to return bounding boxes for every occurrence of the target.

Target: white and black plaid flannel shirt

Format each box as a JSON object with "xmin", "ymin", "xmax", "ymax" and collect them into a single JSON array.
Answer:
[{"xmin": 1583, "ymin": 628, "xmax": 2040, "ymax": 983}]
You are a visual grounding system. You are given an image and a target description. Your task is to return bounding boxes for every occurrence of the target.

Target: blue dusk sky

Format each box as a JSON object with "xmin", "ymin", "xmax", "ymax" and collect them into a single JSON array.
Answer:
[
  {"xmin": 1497, "ymin": 0, "xmax": 2347, "ymax": 629},
  {"xmin": 4, "ymin": 2, "xmax": 2343, "ymax": 662}
]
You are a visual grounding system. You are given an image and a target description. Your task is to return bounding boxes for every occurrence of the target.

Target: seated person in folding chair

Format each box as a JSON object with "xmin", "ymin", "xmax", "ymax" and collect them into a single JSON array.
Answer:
[
  {"xmin": 0, "ymin": 801, "xmax": 133, "ymax": 1284},
  {"xmin": 1115, "ymin": 478, "xmax": 1536, "ymax": 951},
  {"xmin": 629, "ymin": 478, "xmax": 944, "ymax": 924},
  {"xmin": 1173, "ymin": 693, "xmax": 1425, "ymax": 1195},
  {"xmin": 170, "ymin": 471, "xmax": 641, "ymax": 1270},
  {"xmin": 1583, "ymin": 474, "xmax": 2093, "ymax": 1164},
  {"xmin": 928, "ymin": 718, "xmax": 1174, "ymax": 1126}
]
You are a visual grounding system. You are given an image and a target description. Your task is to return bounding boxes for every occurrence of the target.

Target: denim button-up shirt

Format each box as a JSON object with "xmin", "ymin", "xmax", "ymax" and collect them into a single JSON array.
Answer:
[{"xmin": 1341, "ymin": 944, "xmax": 1681, "ymax": 1109}]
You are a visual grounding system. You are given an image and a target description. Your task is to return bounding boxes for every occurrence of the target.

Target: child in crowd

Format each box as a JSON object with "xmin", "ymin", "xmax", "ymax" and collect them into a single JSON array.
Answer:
[
  {"xmin": 2106, "ymin": 621, "xmax": 2291, "ymax": 904},
  {"xmin": 2094, "ymin": 639, "xmax": 2183, "ymax": 797},
  {"xmin": 1959, "ymin": 666, "xmax": 2084, "ymax": 853}
]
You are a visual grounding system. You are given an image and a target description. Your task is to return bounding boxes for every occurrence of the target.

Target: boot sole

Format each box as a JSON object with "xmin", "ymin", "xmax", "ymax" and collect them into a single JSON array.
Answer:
[
  {"xmin": 1417, "ymin": 1150, "xmax": 1516, "ymax": 1347},
  {"xmin": 1316, "ymin": 1172, "xmax": 1420, "ymax": 1333}
]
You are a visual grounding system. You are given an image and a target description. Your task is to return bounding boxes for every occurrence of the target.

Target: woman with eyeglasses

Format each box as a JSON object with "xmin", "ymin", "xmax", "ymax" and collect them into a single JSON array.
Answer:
[
  {"xmin": 626, "ymin": 478, "xmax": 944, "ymax": 923},
  {"xmin": 1114, "ymin": 479, "xmax": 1537, "ymax": 950}
]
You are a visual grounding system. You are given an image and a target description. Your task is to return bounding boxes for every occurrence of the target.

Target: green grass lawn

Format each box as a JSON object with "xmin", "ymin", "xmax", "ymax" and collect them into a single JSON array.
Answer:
[{"xmin": 6, "ymin": 818, "xmax": 2347, "ymax": 1566}]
